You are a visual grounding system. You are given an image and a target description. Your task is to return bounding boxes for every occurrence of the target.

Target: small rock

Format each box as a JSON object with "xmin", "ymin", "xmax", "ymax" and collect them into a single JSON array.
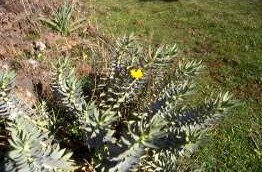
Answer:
[
  {"xmin": 15, "ymin": 74, "xmax": 38, "ymax": 107},
  {"xmin": 34, "ymin": 41, "xmax": 46, "ymax": 52}
]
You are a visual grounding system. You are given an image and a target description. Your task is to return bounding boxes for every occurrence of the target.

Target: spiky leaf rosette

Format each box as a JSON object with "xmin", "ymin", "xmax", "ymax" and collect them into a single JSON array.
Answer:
[
  {"xmin": 80, "ymin": 102, "xmax": 118, "ymax": 150},
  {"xmin": 133, "ymin": 93, "xmax": 235, "ymax": 172},
  {"xmin": 32, "ymin": 101, "xmax": 54, "ymax": 133},
  {"xmin": 5, "ymin": 115, "xmax": 74, "ymax": 172},
  {"xmin": 97, "ymin": 34, "xmax": 146, "ymax": 114},
  {"xmin": 51, "ymin": 58, "xmax": 119, "ymax": 155},
  {"xmin": 158, "ymin": 92, "xmax": 235, "ymax": 135},
  {"xmin": 136, "ymin": 128, "xmax": 207, "ymax": 172},
  {"xmin": 137, "ymin": 149, "xmax": 178, "ymax": 172},
  {"xmin": 97, "ymin": 35, "xmax": 178, "ymax": 118},
  {"xmin": 0, "ymin": 70, "xmax": 16, "ymax": 119},
  {"xmin": 39, "ymin": 0, "xmax": 85, "ymax": 36},
  {"xmin": 133, "ymin": 59, "xmax": 235, "ymax": 171},
  {"xmin": 148, "ymin": 60, "xmax": 202, "ymax": 117},
  {"xmin": 144, "ymin": 44, "xmax": 178, "ymax": 85},
  {"xmin": 0, "ymin": 70, "xmax": 32, "ymax": 120},
  {"xmin": 153, "ymin": 70, "xmax": 236, "ymax": 150},
  {"xmin": 52, "ymin": 58, "xmax": 85, "ymax": 115},
  {"xmin": 0, "ymin": 70, "xmax": 75, "ymax": 171},
  {"xmin": 108, "ymin": 114, "xmax": 167, "ymax": 172}
]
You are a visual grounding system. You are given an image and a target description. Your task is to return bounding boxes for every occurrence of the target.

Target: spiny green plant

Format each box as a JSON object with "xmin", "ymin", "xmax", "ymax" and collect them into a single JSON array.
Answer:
[
  {"xmin": 0, "ymin": 35, "xmax": 236, "ymax": 171},
  {"xmin": 40, "ymin": 0, "xmax": 85, "ymax": 36},
  {"xmin": 0, "ymin": 70, "xmax": 74, "ymax": 172},
  {"xmin": 0, "ymin": 70, "xmax": 16, "ymax": 119},
  {"xmin": 6, "ymin": 115, "xmax": 74, "ymax": 171},
  {"xmin": 109, "ymin": 114, "xmax": 167, "ymax": 172},
  {"xmin": 50, "ymin": 35, "xmax": 236, "ymax": 171}
]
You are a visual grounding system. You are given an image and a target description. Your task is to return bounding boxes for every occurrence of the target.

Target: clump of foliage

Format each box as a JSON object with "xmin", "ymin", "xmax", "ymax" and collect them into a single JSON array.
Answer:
[
  {"xmin": 0, "ymin": 35, "xmax": 236, "ymax": 171},
  {"xmin": 0, "ymin": 71, "xmax": 74, "ymax": 171},
  {"xmin": 40, "ymin": 0, "xmax": 85, "ymax": 36}
]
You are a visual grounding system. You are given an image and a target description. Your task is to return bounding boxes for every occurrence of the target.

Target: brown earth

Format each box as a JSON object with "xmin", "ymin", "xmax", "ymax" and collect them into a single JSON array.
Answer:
[
  {"xmin": 0, "ymin": 0, "xmax": 60, "ymax": 59},
  {"xmin": 0, "ymin": 0, "xmax": 60, "ymax": 105},
  {"xmin": 0, "ymin": 0, "xmax": 111, "ymax": 106}
]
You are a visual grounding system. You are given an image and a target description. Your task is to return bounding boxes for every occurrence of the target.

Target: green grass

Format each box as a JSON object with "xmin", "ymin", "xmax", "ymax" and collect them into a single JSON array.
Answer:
[{"xmin": 87, "ymin": 0, "xmax": 262, "ymax": 171}]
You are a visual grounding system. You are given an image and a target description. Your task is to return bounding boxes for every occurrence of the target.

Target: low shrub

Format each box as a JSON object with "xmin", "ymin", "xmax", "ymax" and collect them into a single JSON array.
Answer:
[{"xmin": 0, "ymin": 35, "xmax": 236, "ymax": 171}]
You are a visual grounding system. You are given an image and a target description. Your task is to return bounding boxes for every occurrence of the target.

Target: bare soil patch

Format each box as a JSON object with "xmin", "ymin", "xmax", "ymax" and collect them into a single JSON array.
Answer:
[{"xmin": 0, "ymin": 0, "xmax": 111, "ymax": 106}]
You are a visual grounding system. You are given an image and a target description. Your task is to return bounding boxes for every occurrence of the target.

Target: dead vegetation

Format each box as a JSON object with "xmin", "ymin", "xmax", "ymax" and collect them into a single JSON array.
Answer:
[{"xmin": 0, "ymin": 0, "xmax": 113, "ymax": 106}]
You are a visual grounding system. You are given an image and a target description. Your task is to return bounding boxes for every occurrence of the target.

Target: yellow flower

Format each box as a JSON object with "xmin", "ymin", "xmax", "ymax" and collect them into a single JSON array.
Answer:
[{"xmin": 130, "ymin": 68, "xmax": 143, "ymax": 80}]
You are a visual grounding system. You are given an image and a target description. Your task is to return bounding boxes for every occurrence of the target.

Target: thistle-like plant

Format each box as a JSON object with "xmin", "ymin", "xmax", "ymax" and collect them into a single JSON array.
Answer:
[
  {"xmin": 96, "ymin": 35, "xmax": 178, "ymax": 118},
  {"xmin": 108, "ymin": 114, "xmax": 167, "ymax": 172},
  {"xmin": 50, "ymin": 34, "xmax": 236, "ymax": 171},
  {"xmin": 40, "ymin": 0, "xmax": 85, "ymax": 36},
  {"xmin": 0, "ymin": 70, "xmax": 17, "ymax": 119},
  {"xmin": 51, "ymin": 58, "xmax": 85, "ymax": 114},
  {"xmin": 0, "ymin": 70, "xmax": 75, "ymax": 172},
  {"xmin": 81, "ymin": 101, "xmax": 118, "ymax": 150},
  {"xmin": 0, "ymin": 35, "xmax": 236, "ymax": 172},
  {"xmin": 5, "ymin": 115, "xmax": 74, "ymax": 172}
]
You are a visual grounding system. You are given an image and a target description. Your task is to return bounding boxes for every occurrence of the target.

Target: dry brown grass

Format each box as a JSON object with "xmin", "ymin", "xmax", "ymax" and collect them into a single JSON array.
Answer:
[{"xmin": 0, "ymin": 0, "xmax": 115, "ymax": 108}]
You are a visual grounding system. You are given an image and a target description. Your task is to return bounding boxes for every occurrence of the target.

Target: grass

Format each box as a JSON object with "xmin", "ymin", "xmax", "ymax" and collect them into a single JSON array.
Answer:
[{"xmin": 87, "ymin": 0, "xmax": 262, "ymax": 171}]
